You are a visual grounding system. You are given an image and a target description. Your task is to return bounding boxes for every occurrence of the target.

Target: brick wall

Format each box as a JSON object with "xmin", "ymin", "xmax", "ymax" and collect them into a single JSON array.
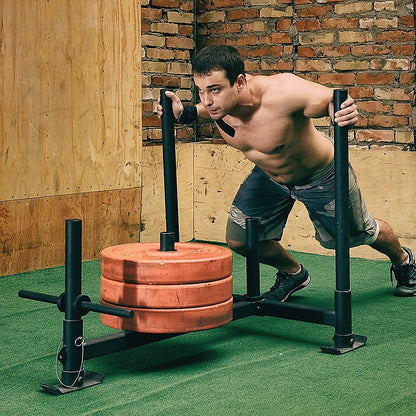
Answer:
[
  {"xmin": 142, "ymin": 0, "xmax": 415, "ymax": 149},
  {"xmin": 141, "ymin": 0, "xmax": 195, "ymax": 143}
]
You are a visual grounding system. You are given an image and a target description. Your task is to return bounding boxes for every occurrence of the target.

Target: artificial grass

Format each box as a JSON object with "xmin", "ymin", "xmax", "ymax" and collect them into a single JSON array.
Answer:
[{"xmin": 1, "ymin": 251, "xmax": 415, "ymax": 415}]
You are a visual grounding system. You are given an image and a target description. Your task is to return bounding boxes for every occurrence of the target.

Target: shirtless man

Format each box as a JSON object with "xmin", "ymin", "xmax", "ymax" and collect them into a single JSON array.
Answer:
[{"xmin": 157, "ymin": 45, "xmax": 416, "ymax": 301}]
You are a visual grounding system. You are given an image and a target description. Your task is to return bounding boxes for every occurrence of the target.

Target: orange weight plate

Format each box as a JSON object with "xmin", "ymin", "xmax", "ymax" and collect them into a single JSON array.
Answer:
[
  {"xmin": 100, "ymin": 297, "xmax": 233, "ymax": 333},
  {"xmin": 100, "ymin": 274, "xmax": 233, "ymax": 308},
  {"xmin": 101, "ymin": 242, "xmax": 232, "ymax": 284}
]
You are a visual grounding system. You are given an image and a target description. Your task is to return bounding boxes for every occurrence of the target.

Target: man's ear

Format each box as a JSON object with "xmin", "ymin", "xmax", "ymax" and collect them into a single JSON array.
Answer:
[{"xmin": 236, "ymin": 73, "xmax": 246, "ymax": 91}]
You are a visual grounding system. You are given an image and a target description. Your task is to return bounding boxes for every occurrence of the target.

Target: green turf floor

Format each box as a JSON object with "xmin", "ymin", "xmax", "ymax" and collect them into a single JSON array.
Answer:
[{"xmin": 1, "ymin": 250, "xmax": 415, "ymax": 415}]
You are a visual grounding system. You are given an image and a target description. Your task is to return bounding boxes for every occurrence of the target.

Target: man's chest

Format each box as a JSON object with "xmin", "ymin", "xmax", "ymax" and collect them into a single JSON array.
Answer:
[{"xmin": 216, "ymin": 114, "xmax": 294, "ymax": 154}]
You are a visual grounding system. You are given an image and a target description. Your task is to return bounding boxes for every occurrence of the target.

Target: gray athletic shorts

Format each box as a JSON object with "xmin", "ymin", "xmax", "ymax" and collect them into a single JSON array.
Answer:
[{"xmin": 226, "ymin": 159, "xmax": 379, "ymax": 249}]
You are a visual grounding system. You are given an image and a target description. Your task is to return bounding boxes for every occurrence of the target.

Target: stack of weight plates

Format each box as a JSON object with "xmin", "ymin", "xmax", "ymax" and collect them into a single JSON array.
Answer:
[{"xmin": 100, "ymin": 242, "xmax": 233, "ymax": 333}]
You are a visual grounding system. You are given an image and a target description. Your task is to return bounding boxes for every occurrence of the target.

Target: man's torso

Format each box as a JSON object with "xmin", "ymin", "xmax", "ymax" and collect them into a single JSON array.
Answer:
[{"xmin": 216, "ymin": 74, "xmax": 334, "ymax": 185}]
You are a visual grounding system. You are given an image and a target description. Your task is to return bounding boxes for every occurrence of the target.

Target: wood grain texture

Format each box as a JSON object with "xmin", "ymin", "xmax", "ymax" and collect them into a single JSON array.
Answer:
[
  {"xmin": 140, "ymin": 144, "xmax": 194, "ymax": 243},
  {"xmin": 0, "ymin": 188, "xmax": 141, "ymax": 276},
  {"xmin": 193, "ymin": 144, "xmax": 415, "ymax": 260},
  {"xmin": 0, "ymin": 0, "xmax": 141, "ymax": 200}
]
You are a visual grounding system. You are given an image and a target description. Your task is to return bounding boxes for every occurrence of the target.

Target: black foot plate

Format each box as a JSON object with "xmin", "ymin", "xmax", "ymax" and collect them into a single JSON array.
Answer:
[
  {"xmin": 41, "ymin": 371, "xmax": 105, "ymax": 395},
  {"xmin": 320, "ymin": 335, "xmax": 367, "ymax": 355}
]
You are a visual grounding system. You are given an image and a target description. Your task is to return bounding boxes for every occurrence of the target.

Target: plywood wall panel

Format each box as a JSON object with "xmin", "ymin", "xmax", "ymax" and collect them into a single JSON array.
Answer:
[
  {"xmin": 140, "ymin": 144, "xmax": 194, "ymax": 243},
  {"xmin": 0, "ymin": 0, "xmax": 141, "ymax": 200},
  {"xmin": 0, "ymin": 188, "xmax": 141, "ymax": 276},
  {"xmin": 194, "ymin": 144, "xmax": 253, "ymax": 242},
  {"xmin": 193, "ymin": 144, "xmax": 416, "ymax": 260}
]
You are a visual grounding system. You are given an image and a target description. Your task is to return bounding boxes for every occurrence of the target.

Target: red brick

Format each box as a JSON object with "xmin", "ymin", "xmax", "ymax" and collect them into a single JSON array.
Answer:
[
  {"xmin": 141, "ymin": 8, "xmax": 163, "ymax": 20},
  {"xmin": 146, "ymin": 48, "xmax": 175, "ymax": 60},
  {"xmin": 227, "ymin": 35, "xmax": 260, "ymax": 46},
  {"xmin": 297, "ymin": 5, "xmax": 332, "ymax": 18},
  {"xmin": 212, "ymin": 0, "xmax": 244, "ymax": 7},
  {"xmin": 180, "ymin": 1, "xmax": 194, "ymax": 12},
  {"xmin": 317, "ymin": 73, "xmax": 356, "ymax": 86},
  {"xmin": 296, "ymin": 20, "xmax": 320, "ymax": 31},
  {"xmin": 313, "ymin": 46, "xmax": 351, "ymax": 57},
  {"xmin": 351, "ymin": 45, "xmax": 390, "ymax": 56},
  {"xmin": 283, "ymin": 45, "xmax": 294, "ymax": 55},
  {"xmin": 143, "ymin": 115, "xmax": 161, "ymax": 127},
  {"xmin": 390, "ymin": 45, "xmax": 415, "ymax": 56},
  {"xmin": 357, "ymin": 73, "xmax": 395, "ymax": 85},
  {"xmin": 179, "ymin": 25, "xmax": 193, "ymax": 36},
  {"xmin": 176, "ymin": 127, "xmax": 194, "ymax": 141},
  {"xmin": 371, "ymin": 58, "xmax": 411, "ymax": 71},
  {"xmin": 354, "ymin": 116, "xmax": 368, "ymax": 128},
  {"xmin": 393, "ymin": 103, "xmax": 412, "ymax": 116},
  {"xmin": 399, "ymin": 15, "xmax": 414, "ymax": 27},
  {"xmin": 152, "ymin": 76, "xmax": 181, "ymax": 88},
  {"xmin": 399, "ymin": 73, "xmax": 415, "ymax": 84},
  {"xmin": 270, "ymin": 32, "xmax": 292, "ymax": 44},
  {"xmin": 244, "ymin": 59, "xmax": 260, "ymax": 72},
  {"xmin": 151, "ymin": 0, "xmax": 180, "ymax": 7},
  {"xmin": 348, "ymin": 87, "xmax": 374, "ymax": 99},
  {"xmin": 377, "ymin": 31, "xmax": 415, "ymax": 42},
  {"xmin": 227, "ymin": 8, "xmax": 259, "ymax": 21},
  {"xmin": 276, "ymin": 19, "xmax": 292, "ymax": 31},
  {"xmin": 356, "ymin": 129, "xmax": 395, "ymax": 142},
  {"xmin": 212, "ymin": 23, "xmax": 241, "ymax": 34},
  {"xmin": 374, "ymin": 88, "xmax": 414, "ymax": 101},
  {"xmin": 202, "ymin": 37, "xmax": 227, "ymax": 47},
  {"xmin": 142, "ymin": 102, "xmax": 153, "ymax": 112},
  {"xmin": 260, "ymin": 60, "xmax": 294, "ymax": 72},
  {"xmin": 298, "ymin": 46, "xmax": 314, "ymax": 57},
  {"xmin": 196, "ymin": 0, "xmax": 211, "ymax": 10},
  {"xmin": 259, "ymin": 33, "xmax": 292, "ymax": 45},
  {"xmin": 166, "ymin": 36, "xmax": 194, "ymax": 50},
  {"xmin": 175, "ymin": 50, "xmax": 191, "ymax": 60},
  {"xmin": 321, "ymin": 18, "xmax": 358, "ymax": 29},
  {"xmin": 357, "ymin": 101, "xmax": 391, "ymax": 113},
  {"xmin": 295, "ymin": 59, "xmax": 331, "ymax": 72},
  {"xmin": 368, "ymin": 115, "xmax": 409, "ymax": 128},
  {"xmin": 141, "ymin": 22, "xmax": 151, "ymax": 32},
  {"xmin": 250, "ymin": 46, "xmax": 283, "ymax": 58}
]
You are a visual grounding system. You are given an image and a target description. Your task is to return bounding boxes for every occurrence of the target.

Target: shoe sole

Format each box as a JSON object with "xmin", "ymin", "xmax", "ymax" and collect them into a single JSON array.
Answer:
[
  {"xmin": 280, "ymin": 275, "xmax": 311, "ymax": 302},
  {"xmin": 395, "ymin": 286, "xmax": 416, "ymax": 297}
]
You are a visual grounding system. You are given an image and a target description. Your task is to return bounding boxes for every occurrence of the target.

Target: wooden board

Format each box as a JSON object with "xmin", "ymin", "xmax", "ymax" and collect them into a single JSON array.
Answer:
[
  {"xmin": 140, "ymin": 144, "xmax": 194, "ymax": 243},
  {"xmin": 194, "ymin": 144, "xmax": 254, "ymax": 243},
  {"xmin": 0, "ymin": 188, "xmax": 141, "ymax": 276},
  {"xmin": 0, "ymin": 0, "xmax": 141, "ymax": 200},
  {"xmin": 193, "ymin": 144, "xmax": 416, "ymax": 260}
]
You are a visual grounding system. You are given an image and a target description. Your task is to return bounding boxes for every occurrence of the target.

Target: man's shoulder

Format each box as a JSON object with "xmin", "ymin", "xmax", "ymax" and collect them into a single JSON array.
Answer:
[{"xmin": 248, "ymin": 73, "xmax": 305, "ymax": 104}]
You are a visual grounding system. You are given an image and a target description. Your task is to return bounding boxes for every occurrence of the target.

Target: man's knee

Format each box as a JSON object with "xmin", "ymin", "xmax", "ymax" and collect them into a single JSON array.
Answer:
[{"xmin": 225, "ymin": 237, "xmax": 246, "ymax": 254}]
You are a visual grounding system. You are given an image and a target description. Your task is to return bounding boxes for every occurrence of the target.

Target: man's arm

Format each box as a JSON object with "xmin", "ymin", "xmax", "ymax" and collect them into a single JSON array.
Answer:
[{"xmin": 285, "ymin": 74, "xmax": 358, "ymax": 127}]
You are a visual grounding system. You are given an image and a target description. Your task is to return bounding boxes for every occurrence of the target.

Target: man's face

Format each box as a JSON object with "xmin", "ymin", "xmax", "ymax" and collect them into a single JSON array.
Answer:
[{"xmin": 194, "ymin": 70, "xmax": 239, "ymax": 120}]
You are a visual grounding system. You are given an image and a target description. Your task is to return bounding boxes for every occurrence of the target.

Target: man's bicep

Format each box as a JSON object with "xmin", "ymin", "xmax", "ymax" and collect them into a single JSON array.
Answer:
[
  {"xmin": 278, "ymin": 74, "xmax": 332, "ymax": 119},
  {"xmin": 301, "ymin": 81, "xmax": 334, "ymax": 119}
]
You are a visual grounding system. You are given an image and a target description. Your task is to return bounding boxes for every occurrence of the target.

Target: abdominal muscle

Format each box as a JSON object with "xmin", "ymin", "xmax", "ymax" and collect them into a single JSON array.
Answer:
[{"xmin": 229, "ymin": 123, "xmax": 334, "ymax": 185}]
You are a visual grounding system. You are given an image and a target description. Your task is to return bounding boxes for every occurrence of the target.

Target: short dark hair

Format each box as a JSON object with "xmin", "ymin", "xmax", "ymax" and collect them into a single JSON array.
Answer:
[{"xmin": 192, "ymin": 45, "xmax": 245, "ymax": 86}]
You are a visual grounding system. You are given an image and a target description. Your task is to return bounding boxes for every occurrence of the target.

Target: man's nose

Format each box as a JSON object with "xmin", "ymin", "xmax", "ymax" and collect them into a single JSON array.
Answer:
[{"xmin": 201, "ymin": 93, "xmax": 213, "ymax": 107}]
